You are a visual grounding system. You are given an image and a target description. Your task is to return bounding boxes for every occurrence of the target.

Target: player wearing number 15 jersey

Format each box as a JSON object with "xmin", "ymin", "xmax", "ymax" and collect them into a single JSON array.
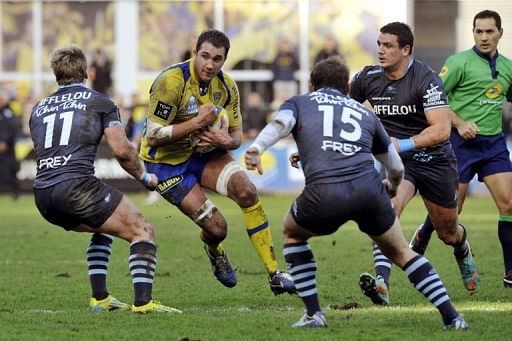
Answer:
[
  {"xmin": 244, "ymin": 56, "xmax": 468, "ymax": 329},
  {"xmin": 29, "ymin": 45, "xmax": 178, "ymax": 314}
]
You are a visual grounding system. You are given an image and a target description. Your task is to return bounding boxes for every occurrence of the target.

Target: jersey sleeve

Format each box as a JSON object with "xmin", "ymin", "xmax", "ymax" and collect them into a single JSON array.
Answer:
[
  {"xmin": 147, "ymin": 70, "xmax": 182, "ymax": 125},
  {"xmin": 278, "ymin": 97, "xmax": 299, "ymax": 121},
  {"xmin": 419, "ymin": 70, "xmax": 449, "ymax": 112},
  {"xmin": 349, "ymin": 69, "xmax": 367, "ymax": 103},
  {"xmin": 371, "ymin": 114, "xmax": 391, "ymax": 155},
  {"xmin": 438, "ymin": 55, "xmax": 463, "ymax": 95},
  {"xmin": 223, "ymin": 74, "xmax": 242, "ymax": 128},
  {"xmin": 101, "ymin": 99, "xmax": 122, "ymax": 129}
]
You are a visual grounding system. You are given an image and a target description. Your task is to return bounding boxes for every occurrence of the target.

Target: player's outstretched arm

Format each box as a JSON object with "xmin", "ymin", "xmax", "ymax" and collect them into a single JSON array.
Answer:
[
  {"xmin": 104, "ymin": 125, "xmax": 157, "ymax": 190},
  {"xmin": 245, "ymin": 112, "xmax": 296, "ymax": 175}
]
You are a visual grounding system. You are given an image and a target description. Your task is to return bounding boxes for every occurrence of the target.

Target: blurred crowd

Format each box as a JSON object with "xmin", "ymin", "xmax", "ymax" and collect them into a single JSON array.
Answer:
[{"xmin": 2, "ymin": 33, "xmax": 512, "ymax": 197}]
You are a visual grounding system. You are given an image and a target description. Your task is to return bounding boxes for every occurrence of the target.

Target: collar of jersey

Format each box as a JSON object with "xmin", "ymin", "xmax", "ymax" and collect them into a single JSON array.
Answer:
[
  {"xmin": 380, "ymin": 58, "xmax": 414, "ymax": 79},
  {"xmin": 472, "ymin": 45, "xmax": 499, "ymax": 62},
  {"xmin": 472, "ymin": 46, "xmax": 499, "ymax": 78},
  {"xmin": 58, "ymin": 82, "xmax": 87, "ymax": 90},
  {"xmin": 317, "ymin": 87, "xmax": 344, "ymax": 95}
]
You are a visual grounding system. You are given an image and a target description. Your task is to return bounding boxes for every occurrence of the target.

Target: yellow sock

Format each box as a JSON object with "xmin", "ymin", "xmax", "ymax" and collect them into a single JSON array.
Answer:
[
  {"xmin": 200, "ymin": 231, "xmax": 224, "ymax": 256},
  {"xmin": 242, "ymin": 201, "xmax": 278, "ymax": 275}
]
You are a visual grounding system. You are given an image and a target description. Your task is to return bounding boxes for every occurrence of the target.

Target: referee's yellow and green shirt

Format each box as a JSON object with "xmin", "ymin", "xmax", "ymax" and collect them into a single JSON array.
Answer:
[{"xmin": 139, "ymin": 58, "xmax": 241, "ymax": 165}]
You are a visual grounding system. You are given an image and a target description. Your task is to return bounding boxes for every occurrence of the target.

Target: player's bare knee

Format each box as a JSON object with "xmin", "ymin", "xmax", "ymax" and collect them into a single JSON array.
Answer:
[
  {"xmin": 497, "ymin": 197, "xmax": 512, "ymax": 216},
  {"xmin": 232, "ymin": 181, "xmax": 258, "ymax": 207},
  {"xmin": 437, "ymin": 226, "xmax": 459, "ymax": 245}
]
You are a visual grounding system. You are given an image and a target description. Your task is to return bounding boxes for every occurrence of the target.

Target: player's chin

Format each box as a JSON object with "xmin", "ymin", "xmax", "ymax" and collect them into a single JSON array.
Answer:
[{"xmin": 199, "ymin": 72, "xmax": 215, "ymax": 82}]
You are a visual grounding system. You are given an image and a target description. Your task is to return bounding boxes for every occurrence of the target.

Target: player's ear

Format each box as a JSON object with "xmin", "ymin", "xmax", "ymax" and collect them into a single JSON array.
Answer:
[
  {"xmin": 309, "ymin": 83, "xmax": 314, "ymax": 92},
  {"xmin": 402, "ymin": 45, "xmax": 411, "ymax": 56}
]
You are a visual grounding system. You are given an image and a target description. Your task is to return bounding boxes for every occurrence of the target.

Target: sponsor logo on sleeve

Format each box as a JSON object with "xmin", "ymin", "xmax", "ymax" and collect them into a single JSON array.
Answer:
[
  {"xmin": 423, "ymin": 83, "xmax": 445, "ymax": 106},
  {"xmin": 439, "ymin": 65, "xmax": 448, "ymax": 77},
  {"xmin": 153, "ymin": 101, "xmax": 173, "ymax": 120}
]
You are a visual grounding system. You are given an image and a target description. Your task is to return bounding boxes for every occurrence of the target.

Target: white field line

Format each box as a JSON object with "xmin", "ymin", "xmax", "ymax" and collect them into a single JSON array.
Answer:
[{"xmin": 330, "ymin": 303, "xmax": 512, "ymax": 313}]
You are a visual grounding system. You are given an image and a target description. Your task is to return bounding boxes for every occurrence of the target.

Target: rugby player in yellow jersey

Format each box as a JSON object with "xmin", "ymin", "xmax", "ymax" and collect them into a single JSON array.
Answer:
[{"xmin": 139, "ymin": 29, "xmax": 295, "ymax": 294}]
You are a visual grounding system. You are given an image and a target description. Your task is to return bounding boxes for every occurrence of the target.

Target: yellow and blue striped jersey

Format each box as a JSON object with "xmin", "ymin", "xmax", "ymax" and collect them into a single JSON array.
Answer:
[{"xmin": 139, "ymin": 58, "xmax": 241, "ymax": 165}]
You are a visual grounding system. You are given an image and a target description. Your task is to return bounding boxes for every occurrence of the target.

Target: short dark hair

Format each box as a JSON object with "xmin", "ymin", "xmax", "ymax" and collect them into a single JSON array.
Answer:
[
  {"xmin": 310, "ymin": 56, "xmax": 349, "ymax": 94},
  {"xmin": 50, "ymin": 45, "xmax": 88, "ymax": 85},
  {"xmin": 380, "ymin": 22, "xmax": 414, "ymax": 54},
  {"xmin": 196, "ymin": 29, "xmax": 231, "ymax": 58},
  {"xmin": 473, "ymin": 10, "xmax": 502, "ymax": 30}
]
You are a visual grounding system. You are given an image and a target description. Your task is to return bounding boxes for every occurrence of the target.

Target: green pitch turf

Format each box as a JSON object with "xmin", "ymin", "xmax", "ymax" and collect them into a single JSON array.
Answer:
[{"xmin": 0, "ymin": 193, "xmax": 509, "ymax": 340}]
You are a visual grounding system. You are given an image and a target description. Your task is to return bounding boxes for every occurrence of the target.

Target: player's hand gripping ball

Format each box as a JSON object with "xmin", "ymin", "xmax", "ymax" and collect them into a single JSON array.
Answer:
[{"xmin": 195, "ymin": 106, "xmax": 228, "ymax": 153}]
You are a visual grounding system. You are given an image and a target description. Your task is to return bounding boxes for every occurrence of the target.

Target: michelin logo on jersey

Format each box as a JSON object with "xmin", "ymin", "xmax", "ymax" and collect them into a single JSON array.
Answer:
[{"xmin": 184, "ymin": 96, "xmax": 198, "ymax": 115}]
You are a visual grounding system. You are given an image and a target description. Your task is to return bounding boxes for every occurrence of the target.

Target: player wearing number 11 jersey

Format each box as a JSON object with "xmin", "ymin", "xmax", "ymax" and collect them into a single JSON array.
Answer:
[
  {"xmin": 29, "ymin": 45, "xmax": 178, "ymax": 314},
  {"xmin": 244, "ymin": 56, "xmax": 468, "ymax": 329}
]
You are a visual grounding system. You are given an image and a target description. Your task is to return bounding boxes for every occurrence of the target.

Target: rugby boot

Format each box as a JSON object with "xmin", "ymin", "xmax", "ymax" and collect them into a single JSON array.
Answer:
[
  {"xmin": 409, "ymin": 224, "xmax": 431, "ymax": 255},
  {"xmin": 269, "ymin": 270, "xmax": 296, "ymax": 295},
  {"xmin": 455, "ymin": 241, "xmax": 479, "ymax": 292},
  {"xmin": 292, "ymin": 310, "xmax": 327, "ymax": 328},
  {"xmin": 90, "ymin": 295, "xmax": 130, "ymax": 312},
  {"xmin": 359, "ymin": 273, "xmax": 389, "ymax": 305},
  {"xmin": 131, "ymin": 300, "xmax": 182, "ymax": 314},
  {"xmin": 503, "ymin": 271, "xmax": 512, "ymax": 288},
  {"xmin": 443, "ymin": 315, "xmax": 469, "ymax": 330},
  {"xmin": 204, "ymin": 244, "xmax": 237, "ymax": 288}
]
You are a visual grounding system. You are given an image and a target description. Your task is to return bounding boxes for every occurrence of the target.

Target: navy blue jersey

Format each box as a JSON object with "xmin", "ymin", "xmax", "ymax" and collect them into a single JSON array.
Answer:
[
  {"xmin": 281, "ymin": 87, "xmax": 390, "ymax": 184},
  {"xmin": 350, "ymin": 59, "xmax": 449, "ymax": 140},
  {"xmin": 29, "ymin": 84, "xmax": 121, "ymax": 188}
]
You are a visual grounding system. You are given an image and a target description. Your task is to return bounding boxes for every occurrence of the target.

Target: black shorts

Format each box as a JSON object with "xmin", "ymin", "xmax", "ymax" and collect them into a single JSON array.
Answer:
[
  {"xmin": 33, "ymin": 177, "xmax": 123, "ymax": 230},
  {"xmin": 290, "ymin": 172, "xmax": 396, "ymax": 237},
  {"xmin": 402, "ymin": 151, "xmax": 458, "ymax": 208}
]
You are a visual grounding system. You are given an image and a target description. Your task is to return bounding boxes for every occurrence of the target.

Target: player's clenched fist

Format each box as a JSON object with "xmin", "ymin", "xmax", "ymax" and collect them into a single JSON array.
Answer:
[{"xmin": 244, "ymin": 147, "xmax": 263, "ymax": 175}]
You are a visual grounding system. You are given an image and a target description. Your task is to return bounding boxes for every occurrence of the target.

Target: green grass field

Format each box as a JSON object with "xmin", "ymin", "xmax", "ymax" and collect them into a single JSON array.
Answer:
[{"xmin": 0, "ymin": 193, "xmax": 510, "ymax": 340}]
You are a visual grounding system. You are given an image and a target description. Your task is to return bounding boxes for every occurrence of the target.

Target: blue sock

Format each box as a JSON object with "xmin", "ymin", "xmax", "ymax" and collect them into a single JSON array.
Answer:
[
  {"xmin": 130, "ymin": 241, "xmax": 157, "ymax": 307},
  {"xmin": 498, "ymin": 218, "xmax": 512, "ymax": 275},
  {"xmin": 283, "ymin": 242, "xmax": 319, "ymax": 316},
  {"xmin": 402, "ymin": 255, "xmax": 459, "ymax": 325},
  {"xmin": 373, "ymin": 244, "xmax": 392, "ymax": 286},
  {"xmin": 417, "ymin": 215, "xmax": 435, "ymax": 244},
  {"xmin": 87, "ymin": 233, "xmax": 113, "ymax": 300}
]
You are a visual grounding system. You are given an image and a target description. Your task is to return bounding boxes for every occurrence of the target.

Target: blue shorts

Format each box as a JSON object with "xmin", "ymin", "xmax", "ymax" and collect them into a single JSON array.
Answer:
[
  {"xmin": 450, "ymin": 130, "xmax": 512, "ymax": 183},
  {"xmin": 144, "ymin": 150, "xmax": 223, "ymax": 205},
  {"xmin": 290, "ymin": 172, "xmax": 396, "ymax": 237}
]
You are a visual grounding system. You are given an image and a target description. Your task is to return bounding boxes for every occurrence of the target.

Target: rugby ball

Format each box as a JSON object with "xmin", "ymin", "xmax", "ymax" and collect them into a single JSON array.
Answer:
[{"xmin": 195, "ymin": 106, "xmax": 228, "ymax": 153}]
